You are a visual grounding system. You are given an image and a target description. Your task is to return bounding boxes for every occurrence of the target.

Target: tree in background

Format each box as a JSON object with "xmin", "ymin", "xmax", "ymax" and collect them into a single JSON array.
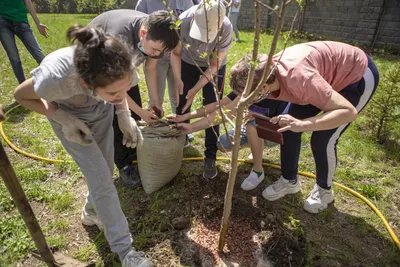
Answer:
[
  {"xmin": 365, "ymin": 63, "xmax": 400, "ymax": 143},
  {"xmin": 76, "ymin": 0, "xmax": 122, "ymax": 14},
  {"xmin": 33, "ymin": 0, "xmax": 123, "ymax": 13}
]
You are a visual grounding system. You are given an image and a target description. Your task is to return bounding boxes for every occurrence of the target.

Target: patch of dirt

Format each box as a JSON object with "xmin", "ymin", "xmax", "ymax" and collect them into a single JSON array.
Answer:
[{"xmin": 13, "ymin": 161, "xmax": 400, "ymax": 267}]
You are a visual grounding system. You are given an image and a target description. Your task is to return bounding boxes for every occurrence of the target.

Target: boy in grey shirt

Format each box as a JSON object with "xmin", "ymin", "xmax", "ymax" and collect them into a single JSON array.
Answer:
[
  {"xmin": 135, "ymin": 0, "xmax": 194, "ymax": 113},
  {"xmin": 170, "ymin": 0, "xmax": 232, "ymax": 179},
  {"xmin": 89, "ymin": 10, "xmax": 179, "ymax": 187}
]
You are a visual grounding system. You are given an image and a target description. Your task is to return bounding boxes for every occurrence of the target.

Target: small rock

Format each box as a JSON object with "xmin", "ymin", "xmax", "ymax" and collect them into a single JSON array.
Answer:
[
  {"xmin": 257, "ymin": 218, "xmax": 267, "ymax": 230},
  {"xmin": 172, "ymin": 216, "xmax": 190, "ymax": 230}
]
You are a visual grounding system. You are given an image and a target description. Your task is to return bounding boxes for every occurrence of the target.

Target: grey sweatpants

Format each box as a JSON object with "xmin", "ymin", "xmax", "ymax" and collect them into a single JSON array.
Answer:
[
  {"xmin": 49, "ymin": 101, "xmax": 132, "ymax": 260},
  {"xmin": 231, "ymin": 12, "xmax": 240, "ymax": 40},
  {"xmin": 156, "ymin": 60, "xmax": 177, "ymax": 113}
]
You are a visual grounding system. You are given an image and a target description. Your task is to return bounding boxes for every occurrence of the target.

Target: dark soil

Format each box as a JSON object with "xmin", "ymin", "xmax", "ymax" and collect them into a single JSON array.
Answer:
[{"xmin": 17, "ymin": 162, "xmax": 400, "ymax": 267}]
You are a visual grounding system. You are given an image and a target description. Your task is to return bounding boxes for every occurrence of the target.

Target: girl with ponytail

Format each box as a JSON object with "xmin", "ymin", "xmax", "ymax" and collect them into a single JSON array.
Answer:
[{"xmin": 14, "ymin": 25, "xmax": 154, "ymax": 267}]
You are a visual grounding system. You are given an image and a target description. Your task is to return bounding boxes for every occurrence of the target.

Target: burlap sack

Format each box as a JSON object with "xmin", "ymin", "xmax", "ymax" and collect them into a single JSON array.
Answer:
[{"xmin": 137, "ymin": 120, "xmax": 185, "ymax": 194}]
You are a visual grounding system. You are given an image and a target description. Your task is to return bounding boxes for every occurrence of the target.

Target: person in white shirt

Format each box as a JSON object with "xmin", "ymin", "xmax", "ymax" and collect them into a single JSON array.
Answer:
[{"xmin": 231, "ymin": 0, "xmax": 241, "ymax": 42}]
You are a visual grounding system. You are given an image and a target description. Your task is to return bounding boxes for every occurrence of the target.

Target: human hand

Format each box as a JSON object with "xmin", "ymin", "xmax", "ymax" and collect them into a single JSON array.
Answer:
[
  {"xmin": 52, "ymin": 109, "xmax": 93, "ymax": 146},
  {"xmin": 172, "ymin": 123, "xmax": 193, "ymax": 135},
  {"xmin": 270, "ymin": 114, "xmax": 305, "ymax": 133},
  {"xmin": 244, "ymin": 110, "xmax": 256, "ymax": 121},
  {"xmin": 166, "ymin": 113, "xmax": 187, "ymax": 123},
  {"xmin": 182, "ymin": 88, "xmax": 199, "ymax": 113},
  {"xmin": 150, "ymin": 103, "xmax": 164, "ymax": 118},
  {"xmin": 140, "ymin": 108, "xmax": 158, "ymax": 123},
  {"xmin": 116, "ymin": 109, "xmax": 143, "ymax": 148},
  {"xmin": 37, "ymin": 24, "xmax": 49, "ymax": 38}
]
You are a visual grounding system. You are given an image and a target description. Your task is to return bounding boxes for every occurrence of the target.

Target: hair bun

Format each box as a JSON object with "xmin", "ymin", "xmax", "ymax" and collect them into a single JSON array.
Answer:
[{"xmin": 67, "ymin": 25, "xmax": 106, "ymax": 49}]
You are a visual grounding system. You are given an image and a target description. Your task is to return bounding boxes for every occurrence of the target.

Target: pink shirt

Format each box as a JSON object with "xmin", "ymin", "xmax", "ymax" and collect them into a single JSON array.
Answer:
[{"xmin": 270, "ymin": 41, "xmax": 368, "ymax": 110}]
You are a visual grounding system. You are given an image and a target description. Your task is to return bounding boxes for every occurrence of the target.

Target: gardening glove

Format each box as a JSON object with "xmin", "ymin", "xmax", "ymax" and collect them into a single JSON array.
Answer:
[
  {"xmin": 52, "ymin": 109, "xmax": 93, "ymax": 146},
  {"xmin": 116, "ymin": 109, "xmax": 143, "ymax": 149}
]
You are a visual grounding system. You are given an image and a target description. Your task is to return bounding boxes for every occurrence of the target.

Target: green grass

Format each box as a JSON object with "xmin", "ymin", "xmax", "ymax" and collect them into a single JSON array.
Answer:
[{"xmin": 0, "ymin": 13, "xmax": 399, "ymax": 266}]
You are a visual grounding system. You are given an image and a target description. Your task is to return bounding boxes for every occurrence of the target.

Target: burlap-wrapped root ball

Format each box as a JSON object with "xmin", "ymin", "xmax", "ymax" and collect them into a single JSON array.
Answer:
[{"xmin": 136, "ymin": 120, "xmax": 185, "ymax": 194}]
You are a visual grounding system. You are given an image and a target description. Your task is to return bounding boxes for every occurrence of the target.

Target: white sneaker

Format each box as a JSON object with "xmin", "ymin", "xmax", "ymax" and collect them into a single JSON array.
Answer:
[
  {"xmin": 262, "ymin": 176, "xmax": 301, "ymax": 201},
  {"xmin": 81, "ymin": 211, "xmax": 104, "ymax": 230},
  {"xmin": 241, "ymin": 169, "xmax": 264, "ymax": 191},
  {"xmin": 303, "ymin": 184, "xmax": 334, "ymax": 213},
  {"xmin": 122, "ymin": 250, "xmax": 154, "ymax": 267}
]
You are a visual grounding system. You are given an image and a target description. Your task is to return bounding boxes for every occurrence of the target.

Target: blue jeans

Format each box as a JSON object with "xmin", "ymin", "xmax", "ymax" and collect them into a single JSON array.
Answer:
[
  {"xmin": 218, "ymin": 120, "xmax": 279, "ymax": 151},
  {"xmin": 0, "ymin": 17, "xmax": 44, "ymax": 84}
]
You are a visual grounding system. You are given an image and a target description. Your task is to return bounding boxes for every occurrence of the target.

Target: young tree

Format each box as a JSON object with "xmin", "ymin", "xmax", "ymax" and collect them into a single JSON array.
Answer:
[
  {"xmin": 218, "ymin": 0, "xmax": 293, "ymax": 251},
  {"xmin": 167, "ymin": 0, "xmax": 297, "ymax": 252},
  {"xmin": 365, "ymin": 63, "xmax": 400, "ymax": 143}
]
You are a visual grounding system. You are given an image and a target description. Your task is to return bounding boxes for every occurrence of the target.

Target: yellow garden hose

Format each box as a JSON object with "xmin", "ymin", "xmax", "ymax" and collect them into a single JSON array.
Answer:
[{"xmin": 1, "ymin": 105, "xmax": 399, "ymax": 250}]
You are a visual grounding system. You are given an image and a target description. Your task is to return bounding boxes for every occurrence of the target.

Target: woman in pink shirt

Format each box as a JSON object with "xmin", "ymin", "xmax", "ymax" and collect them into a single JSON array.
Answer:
[{"xmin": 231, "ymin": 41, "xmax": 379, "ymax": 213}]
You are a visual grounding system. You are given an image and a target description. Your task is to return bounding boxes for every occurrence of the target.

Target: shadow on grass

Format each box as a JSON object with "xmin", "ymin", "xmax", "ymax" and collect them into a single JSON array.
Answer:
[{"xmin": 2, "ymin": 105, "xmax": 31, "ymax": 124}]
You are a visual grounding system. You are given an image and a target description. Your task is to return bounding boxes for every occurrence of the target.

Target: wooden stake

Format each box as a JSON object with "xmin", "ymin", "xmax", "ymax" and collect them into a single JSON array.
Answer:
[{"xmin": 0, "ymin": 144, "xmax": 56, "ymax": 267}]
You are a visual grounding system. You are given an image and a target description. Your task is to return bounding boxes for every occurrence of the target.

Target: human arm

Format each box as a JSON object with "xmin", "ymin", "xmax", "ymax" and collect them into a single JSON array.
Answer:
[
  {"xmin": 115, "ymin": 99, "xmax": 142, "ymax": 148},
  {"xmin": 126, "ymin": 94, "xmax": 158, "ymax": 123},
  {"xmin": 182, "ymin": 50, "xmax": 227, "ymax": 112},
  {"xmin": 175, "ymin": 95, "xmax": 240, "ymax": 134},
  {"xmin": 144, "ymin": 57, "xmax": 163, "ymax": 117},
  {"xmin": 14, "ymin": 79, "xmax": 93, "ymax": 145},
  {"xmin": 14, "ymin": 79, "xmax": 57, "ymax": 118},
  {"xmin": 270, "ymin": 90, "xmax": 358, "ymax": 132},
  {"xmin": 167, "ymin": 94, "xmax": 235, "ymax": 122},
  {"xmin": 170, "ymin": 43, "xmax": 183, "ymax": 107},
  {"xmin": 24, "ymin": 0, "xmax": 48, "ymax": 38}
]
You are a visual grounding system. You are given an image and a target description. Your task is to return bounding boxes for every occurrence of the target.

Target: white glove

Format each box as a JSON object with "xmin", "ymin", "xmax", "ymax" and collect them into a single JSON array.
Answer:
[
  {"xmin": 116, "ymin": 109, "xmax": 143, "ymax": 149},
  {"xmin": 52, "ymin": 109, "xmax": 93, "ymax": 146}
]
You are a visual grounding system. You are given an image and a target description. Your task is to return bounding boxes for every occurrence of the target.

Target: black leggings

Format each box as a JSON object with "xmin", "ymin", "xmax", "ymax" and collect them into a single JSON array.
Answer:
[
  {"xmin": 281, "ymin": 55, "xmax": 379, "ymax": 189},
  {"xmin": 176, "ymin": 60, "xmax": 226, "ymax": 159},
  {"xmin": 113, "ymin": 85, "xmax": 142, "ymax": 169}
]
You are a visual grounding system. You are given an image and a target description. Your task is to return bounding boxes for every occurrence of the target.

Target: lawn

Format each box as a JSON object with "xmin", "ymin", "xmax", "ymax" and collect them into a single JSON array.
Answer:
[{"xmin": 0, "ymin": 14, "xmax": 399, "ymax": 266}]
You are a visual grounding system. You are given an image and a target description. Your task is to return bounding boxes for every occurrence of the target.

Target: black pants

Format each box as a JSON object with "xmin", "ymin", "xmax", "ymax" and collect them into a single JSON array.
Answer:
[
  {"xmin": 281, "ymin": 55, "xmax": 379, "ymax": 189},
  {"xmin": 113, "ymin": 85, "xmax": 142, "ymax": 169},
  {"xmin": 176, "ymin": 60, "xmax": 226, "ymax": 159}
]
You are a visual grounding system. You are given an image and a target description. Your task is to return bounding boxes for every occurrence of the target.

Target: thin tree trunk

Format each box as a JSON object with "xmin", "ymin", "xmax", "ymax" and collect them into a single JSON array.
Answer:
[
  {"xmin": 218, "ymin": 0, "xmax": 291, "ymax": 252},
  {"xmin": 0, "ymin": 145, "xmax": 56, "ymax": 267}
]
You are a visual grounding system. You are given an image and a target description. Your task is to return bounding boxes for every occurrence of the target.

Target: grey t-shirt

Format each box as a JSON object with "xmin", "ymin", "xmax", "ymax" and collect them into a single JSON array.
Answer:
[
  {"xmin": 135, "ymin": 0, "xmax": 194, "ymax": 63},
  {"xmin": 136, "ymin": 0, "xmax": 194, "ymax": 17},
  {"xmin": 88, "ymin": 9, "xmax": 147, "ymax": 67},
  {"xmin": 179, "ymin": 5, "xmax": 233, "ymax": 67},
  {"xmin": 31, "ymin": 46, "xmax": 100, "ymax": 107}
]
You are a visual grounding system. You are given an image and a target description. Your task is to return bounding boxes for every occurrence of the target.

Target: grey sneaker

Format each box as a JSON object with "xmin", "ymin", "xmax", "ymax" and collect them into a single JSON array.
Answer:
[
  {"xmin": 262, "ymin": 176, "xmax": 301, "ymax": 201},
  {"xmin": 303, "ymin": 184, "xmax": 334, "ymax": 213},
  {"xmin": 119, "ymin": 163, "xmax": 142, "ymax": 188},
  {"xmin": 122, "ymin": 250, "xmax": 154, "ymax": 267},
  {"xmin": 241, "ymin": 169, "xmax": 264, "ymax": 191},
  {"xmin": 203, "ymin": 158, "xmax": 217, "ymax": 179},
  {"xmin": 81, "ymin": 211, "xmax": 104, "ymax": 230}
]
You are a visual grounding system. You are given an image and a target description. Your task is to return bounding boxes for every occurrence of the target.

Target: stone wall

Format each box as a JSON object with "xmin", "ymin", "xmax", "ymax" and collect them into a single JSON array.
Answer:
[
  {"xmin": 34, "ymin": 0, "xmax": 399, "ymax": 50},
  {"xmin": 237, "ymin": 0, "xmax": 400, "ymax": 51}
]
